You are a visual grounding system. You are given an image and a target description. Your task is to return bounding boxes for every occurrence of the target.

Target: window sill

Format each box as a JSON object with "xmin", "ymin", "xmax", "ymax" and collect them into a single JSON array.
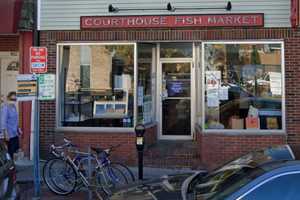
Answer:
[
  {"xmin": 55, "ymin": 126, "xmax": 134, "ymax": 133},
  {"xmin": 55, "ymin": 122, "xmax": 157, "ymax": 133},
  {"xmin": 195, "ymin": 124, "xmax": 286, "ymax": 136}
]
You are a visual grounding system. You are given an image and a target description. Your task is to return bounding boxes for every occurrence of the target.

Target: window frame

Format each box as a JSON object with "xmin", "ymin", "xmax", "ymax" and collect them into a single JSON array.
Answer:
[
  {"xmin": 201, "ymin": 41, "xmax": 286, "ymax": 134},
  {"xmin": 56, "ymin": 42, "xmax": 137, "ymax": 132}
]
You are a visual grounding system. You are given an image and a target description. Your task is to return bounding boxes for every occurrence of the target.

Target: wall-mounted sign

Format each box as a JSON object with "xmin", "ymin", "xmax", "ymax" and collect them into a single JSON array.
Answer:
[
  {"xmin": 38, "ymin": 74, "xmax": 56, "ymax": 100},
  {"xmin": 30, "ymin": 47, "xmax": 47, "ymax": 74},
  {"xmin": 81, "ymin": 14, "xmax": 264, "ymax": 29},
  {"xmin": 17, "ymin": 74, "xmax": 37, "ymax": 101}
]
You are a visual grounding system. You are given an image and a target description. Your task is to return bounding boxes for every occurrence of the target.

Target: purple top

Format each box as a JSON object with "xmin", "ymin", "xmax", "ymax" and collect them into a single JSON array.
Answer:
[{"xmin": 1, "ymin": 103, "xmax": 19, "ymax": 139}]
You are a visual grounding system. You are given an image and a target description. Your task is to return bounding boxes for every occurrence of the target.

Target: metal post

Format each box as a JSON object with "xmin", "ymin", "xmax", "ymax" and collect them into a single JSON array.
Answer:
[
  {"xmin": 33, "ymin": 76, "xmax": 40, "ymax": 198},
  {"xmin": 88, "ymin": 146, "xmax": 92, "ymax": 200},
  {"xmin": 138, "ymin": 151, "xmax": 143, "ymax": 180},
  {"xmin": 33, "ymin": 0, "xmax": 41, "ymax": 198}
]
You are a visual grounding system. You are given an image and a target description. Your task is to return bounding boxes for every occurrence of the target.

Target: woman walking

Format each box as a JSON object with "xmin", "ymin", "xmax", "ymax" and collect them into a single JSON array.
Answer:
[{"xmin": 1, "ymin": 92, "xmax": 22, "ymax": 158}]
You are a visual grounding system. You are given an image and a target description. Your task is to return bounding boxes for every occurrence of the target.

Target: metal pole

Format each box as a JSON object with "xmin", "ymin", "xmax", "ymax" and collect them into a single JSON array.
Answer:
[
  {"xmin": 33, "ymin": 76, "xmax": 40, "ymax": 198},
  {"xmin": 138, "ymin": 151, "xmax": 143, "ymax": 180},
  {"xmin": 88, "ymin": 146, "xmax": 92, "ymax": 200},
  {"xmin": 33, "ymin": 0, "xmax": 41, "ymax": 198}
]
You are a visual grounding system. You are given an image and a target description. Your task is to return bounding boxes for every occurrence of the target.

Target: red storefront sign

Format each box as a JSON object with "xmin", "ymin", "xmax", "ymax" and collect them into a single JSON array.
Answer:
[
  {"xmin": 81, "ymin": 14, "xmax": 264, "ymax": 29},
  {"xmin": 30, "ymin": 47, "xmax": 47, "ymax": 74}
]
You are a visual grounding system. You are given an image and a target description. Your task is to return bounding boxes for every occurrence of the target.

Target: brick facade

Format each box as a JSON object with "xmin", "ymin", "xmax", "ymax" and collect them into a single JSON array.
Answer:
[
  {"xmin": 196, "ymin": 129, "xmax": 286, "ymax": 170},
  {"xmin": 40, "ymin": 27, "xmax": 300, "ymax": 169},
  {"xmin": 0, "ymin": 35, "xmax": 19, "ymax": 51}
]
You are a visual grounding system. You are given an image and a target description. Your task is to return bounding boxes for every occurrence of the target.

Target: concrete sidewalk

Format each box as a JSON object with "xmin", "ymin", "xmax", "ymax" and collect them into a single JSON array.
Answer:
[
  {"xmin": 16, "ymin": 159, "xmax": 198, "ymax": 184},
  {"xmin": 15, "ymin": 159, "xmax": 201, "ymax": 199}
]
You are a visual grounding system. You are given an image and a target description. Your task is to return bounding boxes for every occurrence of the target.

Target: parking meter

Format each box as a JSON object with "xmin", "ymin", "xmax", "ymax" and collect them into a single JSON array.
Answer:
[
  {"xmin": 135, "ymin": 124, "xmax": 145, "ymax": 151},
  {"xmin": 135, "ymin": 124, "xmax": 145, "ymax": 180}
]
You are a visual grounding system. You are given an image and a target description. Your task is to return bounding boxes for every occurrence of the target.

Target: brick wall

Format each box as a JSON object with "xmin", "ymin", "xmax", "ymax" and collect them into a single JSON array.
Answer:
[
  {"xmin": 41, "ymin": 125, "xmax": 157, "ymax": 165},
  {"xmin": 196, "ymin": 130, "xmax": 286, "ymax": 170},
  {"xmin": 39, "ymin": 27, "xmax": 300, "ymax": 168},
  {"xmin": 0, "ymin": 35, "xmax": 18, "ymax": 51}
]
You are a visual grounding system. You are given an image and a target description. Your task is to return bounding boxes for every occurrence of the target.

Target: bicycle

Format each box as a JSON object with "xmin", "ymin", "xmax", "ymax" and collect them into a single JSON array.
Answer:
[
  {"xmin": 43, "ymin": 139, "xmax": 129, "ymax": 199},
  {"xmin": 56, "ymin": 139, "xmax": 135, "ymax": 183}
]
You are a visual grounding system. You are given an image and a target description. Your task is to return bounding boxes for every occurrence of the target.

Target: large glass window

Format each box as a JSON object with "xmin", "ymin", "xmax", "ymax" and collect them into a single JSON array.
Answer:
[
  {"xmin": 137, "ymin": 44, "xmax": 156, "ymax": 124},
  {"xmin": 59, "ymin": 44, "xmax": 135, "ymax": 127},
  {"xmin": 203, "ymin": 42, "xmax": 283, "ymax": 130}
]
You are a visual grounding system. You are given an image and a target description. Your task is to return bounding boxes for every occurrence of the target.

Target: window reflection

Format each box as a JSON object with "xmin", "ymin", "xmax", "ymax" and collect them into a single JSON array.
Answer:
[
  {"xmin": 204, "ymin": 43, "xmax": 283, "ymax": 130},
  {"xmin": 61, "ymin": 44, "xmax": 134, "ymax": 127}
]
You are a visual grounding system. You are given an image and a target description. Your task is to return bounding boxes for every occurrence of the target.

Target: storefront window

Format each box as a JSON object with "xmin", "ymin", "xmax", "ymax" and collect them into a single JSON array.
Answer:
[
  {"xmin": 59, "ymin": 44, "xmax": 135, "ymax": 127},
  {"xmin": 203, "ymin": 42, "xmax": 283, "ymax": 130},
  {"xmin": 137, "ymin": 44, "xmax": 156, "ymax": 124}
]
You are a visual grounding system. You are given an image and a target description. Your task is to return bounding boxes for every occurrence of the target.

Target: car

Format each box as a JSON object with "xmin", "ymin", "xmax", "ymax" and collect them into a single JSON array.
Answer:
[
  {"xmin": 0, "ymin": 142, "xmax": 19, "ymax": 200},
  {"xmin": 110, "ymin": 145, "xmax": 297, "ymax": 200}
]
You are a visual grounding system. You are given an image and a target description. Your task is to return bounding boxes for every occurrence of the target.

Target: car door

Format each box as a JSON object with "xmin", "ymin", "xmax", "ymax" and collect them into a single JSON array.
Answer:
[{"xmin": 238, "ymin": 172, "xmax": 300, "ymax": 200}]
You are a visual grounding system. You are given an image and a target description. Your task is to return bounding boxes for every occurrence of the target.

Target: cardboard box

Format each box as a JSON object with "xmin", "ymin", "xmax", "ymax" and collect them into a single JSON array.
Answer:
[
  {"xmin": 266, "ymin": 117, "xmax": 279, "ymax": 129},
  {"xmin": 229, "ymin": 117, "xmax": 244, "ymax": 129}
]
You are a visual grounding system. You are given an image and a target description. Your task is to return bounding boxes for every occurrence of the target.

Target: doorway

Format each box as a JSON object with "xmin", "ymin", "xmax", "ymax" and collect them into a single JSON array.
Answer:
[{"xmin": 158, "ymin": 60, "xmax": 193, "ymax": 139}]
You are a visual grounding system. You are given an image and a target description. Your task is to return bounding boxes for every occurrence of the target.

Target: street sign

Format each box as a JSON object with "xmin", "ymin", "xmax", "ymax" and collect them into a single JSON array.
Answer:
[
  {"xmin": 30, "ymin": 47, "xmax": 47, "ymax": 73},
  {"xmin": 38, "ymin": 74, "xmax": 55, "ymax": 100},
  {"xmin": 17, "ymin": 74, "xmax": 37, "ymax": 101}
]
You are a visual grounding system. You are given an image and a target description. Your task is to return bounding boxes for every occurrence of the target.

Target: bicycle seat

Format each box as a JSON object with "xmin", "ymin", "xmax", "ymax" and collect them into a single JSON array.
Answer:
[{"xmin": 91, "ymin": 147, "xmax": 104, "ymax": 154}]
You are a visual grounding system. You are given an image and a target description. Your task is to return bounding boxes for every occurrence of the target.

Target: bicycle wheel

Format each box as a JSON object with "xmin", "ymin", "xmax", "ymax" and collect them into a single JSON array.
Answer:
[
  {"xmin": 43, "ymin": 158, "xmax": 77, "ymax": 195},
  {"xmin": 99, "ymin": 165, "xmax": 128, "ymax": 188},
  {"xmin": 76, "ymin": 156, "xmax": 98, "ymax": 180},
  {"xmin": 110, "ymin": 162, "xmax": 135, "ymax": 182},
  {"xmin": 43, "ymin": 159, "xmax": 69, "ymax": 195}
]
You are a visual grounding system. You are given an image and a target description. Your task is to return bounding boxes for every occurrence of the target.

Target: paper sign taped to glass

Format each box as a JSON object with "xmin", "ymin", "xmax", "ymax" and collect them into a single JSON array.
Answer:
[
  {"xmin": 206, "ymin": 71, "xmax": 221, "ymax": 90},
  {"xmin": 269, "ymin": 72, "xmax": 282, "ymax": 95},
  {"xmin": 207, "ymin": 88, "xmax": 219, "ymax": 107},
  {"xmin": 219, "ymin": 86, "xmax": 229, "ymax": 100}
]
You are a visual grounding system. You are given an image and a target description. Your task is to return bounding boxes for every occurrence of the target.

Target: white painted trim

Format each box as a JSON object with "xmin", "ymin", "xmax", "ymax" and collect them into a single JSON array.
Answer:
[
  {"xmin": 134, "ymin": 43, "xmax": 137, "ymax": 127},
  {"xmin": 158, "ymin": 59, "xmax": 193, "ymax": 140},
  {"xmin": 37, "ymin": 0, "xmax": 41, "ymax": 30},
  {"xmin": 57, "ymin": 42, "xmax": 136, "ymax": 46},
  {"xmin": 56, "ymin": 127, "xmax": 134, "ymax": 133},
  {"xmin": 201, "ymin": 40, "xmax": 286, "ymax": 133}
]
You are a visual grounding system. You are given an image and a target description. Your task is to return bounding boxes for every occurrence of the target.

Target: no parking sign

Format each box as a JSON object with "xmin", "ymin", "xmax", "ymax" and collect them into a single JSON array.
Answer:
[{"xmin": 30, "ymin": 47, "xmax": 47, "ymax": 73}]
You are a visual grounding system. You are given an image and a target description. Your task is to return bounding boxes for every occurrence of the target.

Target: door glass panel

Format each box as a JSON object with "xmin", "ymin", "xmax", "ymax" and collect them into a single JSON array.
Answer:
[
  {"xmin": 162, "ymin": 63, "xmax": 191, "ymax": 97},
  {"xmin": 161, "ymin": 62, "xmax": 191, "ymax": 136},
  {"xmin": 162, "ymin": 99, "xmax": 191, "ymax": 135}
]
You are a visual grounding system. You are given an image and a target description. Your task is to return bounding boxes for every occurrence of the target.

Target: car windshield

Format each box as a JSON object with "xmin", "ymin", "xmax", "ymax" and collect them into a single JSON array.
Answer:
[{"xmin": 193, "ymin": 145, "xmax": 294, "ymax": 200}]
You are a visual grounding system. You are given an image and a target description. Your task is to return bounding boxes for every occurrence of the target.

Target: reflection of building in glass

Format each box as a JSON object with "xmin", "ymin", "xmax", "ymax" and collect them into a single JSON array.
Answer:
[{"xmin": 90, "ymin": 46, "xmax": 112, "ymax": 90}]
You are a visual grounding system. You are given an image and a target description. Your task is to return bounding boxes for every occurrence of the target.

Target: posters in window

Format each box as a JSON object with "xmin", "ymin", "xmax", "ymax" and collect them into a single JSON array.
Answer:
[
  {"xmin": 206, "ymin": 71, "xmax": 221, "ymax": 90},
  {"xmin": 207, "ymin": 89, "xmax": 219, "ymax": 107},
  {"xmin": 219, "ymin": 86, "xmax": 229, "ymax": 100},
  {"xmin": 206, "ymin": 71, "xmax": 221, "ymax": 107},
  {"xmin": 269, "ymin": 72, "xmax": 282, "ymax": 95}
]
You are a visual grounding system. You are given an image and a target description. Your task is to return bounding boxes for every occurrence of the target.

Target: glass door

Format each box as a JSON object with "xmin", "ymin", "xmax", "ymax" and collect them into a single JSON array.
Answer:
[{"xmin": 159, "ymin": 62, "xmax": 192, "ymax": 138}]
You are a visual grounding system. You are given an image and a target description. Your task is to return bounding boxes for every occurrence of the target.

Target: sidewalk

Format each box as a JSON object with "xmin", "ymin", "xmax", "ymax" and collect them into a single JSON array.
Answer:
[{"xmin": 16, "ymin": 159, "xmax": 200, "ymax": 199}]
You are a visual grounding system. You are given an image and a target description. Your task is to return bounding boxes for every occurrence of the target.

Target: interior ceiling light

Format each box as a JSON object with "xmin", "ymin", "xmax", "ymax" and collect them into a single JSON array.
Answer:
[{"xmin": 108, "ymin": 1, "xmax": 232, "ymax": 13}]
